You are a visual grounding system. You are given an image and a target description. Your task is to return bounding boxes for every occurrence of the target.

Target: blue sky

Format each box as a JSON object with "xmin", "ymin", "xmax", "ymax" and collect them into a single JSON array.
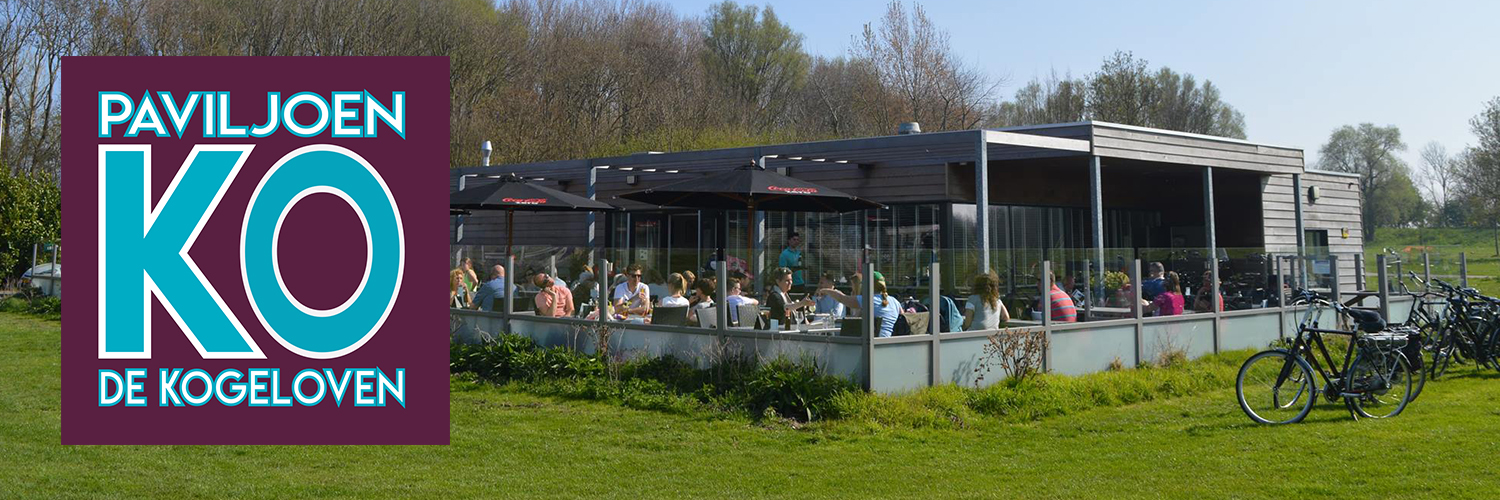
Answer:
[{"xmin": 662, "ymin": 0, "xmax": 1500, "ymax": 170}]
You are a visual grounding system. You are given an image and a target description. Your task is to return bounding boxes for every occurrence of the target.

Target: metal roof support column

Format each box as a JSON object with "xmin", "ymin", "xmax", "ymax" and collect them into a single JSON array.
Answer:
[
  {"xmin": 1089, "ymin": 155, "xmax": 1104, "ymax": 314},
  {"xmin": 587, "ymin": 163, "xmax": 597, "ymax": 263},
  {"xmin": 755, "ymin": 155, "xmax": 769, "ymax": 288},
  {"xmin": 1203, "ymin": 166, "xmax": 1220, "ymax": 353},
  {"xmin": 1293, "ymin": 174, "xmax": 1307, "ymax": 289},
  {"xmin": 976, "ymin": 131, "xmax": 990, "ymax": 273}
]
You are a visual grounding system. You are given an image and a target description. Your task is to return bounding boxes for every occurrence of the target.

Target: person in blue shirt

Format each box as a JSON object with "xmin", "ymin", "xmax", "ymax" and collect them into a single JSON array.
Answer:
[
  {"xmin": 471, "ymin": 265, "xmax": 514, "ymax": 312},
  {"xmin": 1141, "ymin": 262, "xmax": 1166, "ymax": 301},
  {"xmin": 811, "ymin": 272, "xmax": 845, "ymax": 318},
  {"xmin": 778, "ymin": 232, "xmax": 805, "ymax": 290}
]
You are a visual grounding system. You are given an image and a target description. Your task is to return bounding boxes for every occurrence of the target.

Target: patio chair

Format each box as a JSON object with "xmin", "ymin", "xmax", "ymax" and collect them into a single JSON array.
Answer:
[
  {"xmin": 651, "ymin": 306, "xmax": 689, "ymax": 326},
  {"xmin": 697, "ymin": 307, "xmax": 717, "ymax": 328},
  {"xmin": 735, "ymin": 304, "xmax": 761, "ymax": 329}
]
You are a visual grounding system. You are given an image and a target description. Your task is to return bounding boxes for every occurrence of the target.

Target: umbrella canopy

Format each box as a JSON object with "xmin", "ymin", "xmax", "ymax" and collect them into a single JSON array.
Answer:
[
  {"xmin": 618, "ymin": 164, "xmax": 882, "ymax": 288},
  {"xmin": 450, "ymin": 173, "xmax": 616, "ymax": 258},
  {"xmin": 616, "ymin": 164, "xmax": 883, "ymax": 213},
  {"xmin": 451, "ymin": 173, "xmax": 616, "ymax": 212}
]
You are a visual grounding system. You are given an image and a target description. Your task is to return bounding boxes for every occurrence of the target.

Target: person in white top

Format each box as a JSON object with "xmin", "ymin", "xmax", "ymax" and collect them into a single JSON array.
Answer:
[
  {"xmin": 611, "ymin": 263, "xmax": 652, "ymax": 319},
  {"xmin": 963, "ymin": 271, "xmax": 1010, "ymax": 331},
  {"xmin": 723, "ymin": 277, "xmax": 759, "ymax": 326},
  {"xmin": 658, "ymin": 272, "xmax": 691, "ymax": 307}
]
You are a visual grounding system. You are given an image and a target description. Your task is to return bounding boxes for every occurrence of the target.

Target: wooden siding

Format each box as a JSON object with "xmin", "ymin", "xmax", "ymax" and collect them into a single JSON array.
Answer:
[
  {"xmin": 1093, "ymin": 123, "xmax": 1304, "ymax": 175},
  {"xmin": 1262, "ymin": 171, "xmax": 1364, "ymax": 291}
]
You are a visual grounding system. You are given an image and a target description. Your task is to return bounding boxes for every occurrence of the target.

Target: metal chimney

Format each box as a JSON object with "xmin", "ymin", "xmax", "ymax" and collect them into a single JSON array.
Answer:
[
  {"xmin": 898, "ymin": 122, "xmax": 922, "ymax": 135},
  {"xmin": 481, "ymin": 140, "xmax": 493, "ymax": 166}
]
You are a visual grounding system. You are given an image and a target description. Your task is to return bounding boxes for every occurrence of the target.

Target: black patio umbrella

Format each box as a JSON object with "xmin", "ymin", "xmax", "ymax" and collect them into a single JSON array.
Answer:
[
  {"xmin": 617, "ymin": 163, "xmax": 883, "ymax": 280},
  {"xmin": 451, "ymin": 173, "xmax": 617, "ymax": 257}
]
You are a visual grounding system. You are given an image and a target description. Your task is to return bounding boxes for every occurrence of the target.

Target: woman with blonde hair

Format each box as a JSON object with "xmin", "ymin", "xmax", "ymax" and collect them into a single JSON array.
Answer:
[
  {"xmin": 963, "ymin": 272, "xmax": 1009, "ymax": 330},
  {"xmin": 659, "ymin": 272, "xmax": 690, "ymax": 307},
  {"xmin": 450, "ymin": 268, "xmax": 470, "ymax": 308}
]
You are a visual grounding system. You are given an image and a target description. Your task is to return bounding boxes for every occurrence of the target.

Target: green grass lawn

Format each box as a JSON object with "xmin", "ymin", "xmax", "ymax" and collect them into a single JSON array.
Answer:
[{"xmin": 7, "ymin": 311, "xmax": 1500, "ymax": 498}]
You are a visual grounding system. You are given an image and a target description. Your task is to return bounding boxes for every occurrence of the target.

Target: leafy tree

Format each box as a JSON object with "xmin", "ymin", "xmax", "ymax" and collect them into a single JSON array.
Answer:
[
  {"xmin": 992, "ymin": 51, "xmax": 1245, "ymax": 139},
  {"xmin": 1372, "ymin": 170, "xmax": 1426, "ymax": 228},
  {"xmin": 702, "ymin": 1, "xmax": 809, "ymax": 131},
  {"xmin": 0, "ymin": 169, "xmax": 60, "ymax": 281},
  {"xmin": 992, "ymin": 70, "xmax": 1087, "ymax": 127},
  {"xmin": 1453, "ymin": 98, "xmax": 1500, "ymax": 254},
  {"xmin": 1316, "ymin": 123, "xmax": 1407, "ymax": 239}
]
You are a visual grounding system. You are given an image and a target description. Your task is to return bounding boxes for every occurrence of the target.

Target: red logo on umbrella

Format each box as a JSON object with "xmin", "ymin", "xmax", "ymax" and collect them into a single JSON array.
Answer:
[
  {"xmin": 503, "ymin": 197, "xmax": 548, "ymax": 205},
  {"xmin": 767, "ymin": 185, "xmax": 818, "ymax": 194}
]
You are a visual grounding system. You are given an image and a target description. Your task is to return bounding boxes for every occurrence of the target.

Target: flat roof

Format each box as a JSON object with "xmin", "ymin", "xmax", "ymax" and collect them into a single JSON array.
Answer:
[{"xmin": 455, "ymin": 121, "xmax": 1306, "ymax": 183}]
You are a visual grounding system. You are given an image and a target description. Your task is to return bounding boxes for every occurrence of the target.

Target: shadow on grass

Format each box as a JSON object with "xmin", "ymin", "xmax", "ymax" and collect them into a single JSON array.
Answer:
[{"xmin": 1185, "ymin": 402, "xmax": 1376, "ymax": 435}]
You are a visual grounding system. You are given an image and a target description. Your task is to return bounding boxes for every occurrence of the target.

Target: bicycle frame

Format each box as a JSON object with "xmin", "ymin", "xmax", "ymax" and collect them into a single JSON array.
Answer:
[{"xmin": 1280, "ymin": 299, "xmax": 1360, "ymax": 396}]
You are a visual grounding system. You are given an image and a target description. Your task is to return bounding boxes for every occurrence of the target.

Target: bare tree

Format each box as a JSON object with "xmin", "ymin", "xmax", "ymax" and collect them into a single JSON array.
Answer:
[
  {"xmin": 1417, "ymin": 142, "xmax": 1458, "ymax": 226},
  {"xmin": 851, "ymin": 0, "xmax": 998, "ymax": 131}
]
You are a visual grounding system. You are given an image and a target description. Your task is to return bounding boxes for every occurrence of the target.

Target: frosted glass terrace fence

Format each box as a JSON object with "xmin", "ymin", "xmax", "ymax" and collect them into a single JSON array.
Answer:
[{"xmin": 449, "ymin": 247, "xmax": 1445, "ymax": 392}]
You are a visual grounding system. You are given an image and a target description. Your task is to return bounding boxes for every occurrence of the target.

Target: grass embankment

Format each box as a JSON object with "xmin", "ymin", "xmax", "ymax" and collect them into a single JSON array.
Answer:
[
  {"xmin": 452, "ymin": 333, "xmax": 1249, "ymax": 429},
  {"xmin": 9, "ymin": 312, "xmax": 1500, "ymax": 498}
]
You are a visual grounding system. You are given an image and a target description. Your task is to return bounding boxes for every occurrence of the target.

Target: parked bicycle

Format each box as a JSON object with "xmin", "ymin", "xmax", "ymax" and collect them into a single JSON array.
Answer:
[
  {"xmin": 1420, "ymin": 277, "xmax": 1500, "ymax": 379},
  {"xmin": 1236, "ymin": 289, "xmax": 1416, "ymax": 424}
]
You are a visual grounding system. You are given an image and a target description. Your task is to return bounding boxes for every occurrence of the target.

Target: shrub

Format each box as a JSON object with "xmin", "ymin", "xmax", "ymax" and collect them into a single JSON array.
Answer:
[
  {"xmin": 1, "ymin": 294, "xmax": 60, "ymax": 320},
  {"xmin": 451, "ymin": 335, "xmax": 855, "ymax": 423}
]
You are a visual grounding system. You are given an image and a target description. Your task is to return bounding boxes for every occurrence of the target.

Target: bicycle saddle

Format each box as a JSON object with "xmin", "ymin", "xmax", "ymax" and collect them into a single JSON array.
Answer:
[{"xmin": 1344, "ymin": 308, "xmax": 1386, "ymax": 333}]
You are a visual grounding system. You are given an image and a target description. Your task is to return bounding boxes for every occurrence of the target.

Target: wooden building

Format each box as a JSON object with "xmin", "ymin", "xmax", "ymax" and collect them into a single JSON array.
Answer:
[{"xmin": 451, "ymin": 121, "xmax": 1364, "ymax": 301}]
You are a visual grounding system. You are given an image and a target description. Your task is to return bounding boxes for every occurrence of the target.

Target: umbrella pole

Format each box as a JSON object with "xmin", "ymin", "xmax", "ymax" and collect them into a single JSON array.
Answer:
[
  {"xmin": 507, "ymin": 210, "xmax": 514, "ymax": 262},
  {"xmin": 746, "ymin": 202, "xmax": 756, "ymax": 288}
]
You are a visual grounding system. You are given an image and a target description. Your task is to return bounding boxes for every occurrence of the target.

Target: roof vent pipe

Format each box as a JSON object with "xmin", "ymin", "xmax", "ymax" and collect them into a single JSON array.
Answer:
[
  {"xmin": 481, "ymin": 140, "xmax": 493, "ymax": 166},
  {"xmin": 898, "ymin": 122, "xmax": 922, "ymax": 135}
]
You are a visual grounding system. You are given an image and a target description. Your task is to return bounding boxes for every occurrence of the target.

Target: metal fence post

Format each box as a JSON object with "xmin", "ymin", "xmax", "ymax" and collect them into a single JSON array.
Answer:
[
  {"xmin": 1355, "ymin": 253, "xmax": 1366, "ymax": 291},
  {"xmin": 1131, "ymin": 259, "xmax": 1143, "ymax": 366},
  {"xmin": 597, "ymin": 257, "xmax": 610, "ymax": 330},
  {"xmin": 1329, "ymin": 255, "xmax": 1341, "ymax": 305},
  {"xmin": 929, "ymin": 259, "xmax": 941, "ymax": 387},
  {"xmin": 1275, "ymin": 254, "xmax": 1286, "ymax": 339},
  {"xmin": 1377, "ymin": 255, "xmax": 1390, "ymax": 321},
  {"xmin": 1422, "ymin": 252, "xmax": 1431, "ymax": 292},
  {"xmin": 1041, "ymin": 260, "xmax": 1053, "ymax": 373},
  {"xmin": 504, "ymin": 255, "xmax": 515, "ymax": 334},
  {"xmin": 1460, "ymin": 252, "xmax": 1469, "ymax": 288},
  {"xmin": 863, "ymin": 261, "xmax": 876, "ymax": 391}
]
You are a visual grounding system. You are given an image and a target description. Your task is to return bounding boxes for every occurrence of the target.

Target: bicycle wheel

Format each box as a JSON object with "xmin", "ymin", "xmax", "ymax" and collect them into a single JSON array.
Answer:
[
  {"xmin": 1348, "ymin": 351, "xmax": 1412, "ymax": 419},
  {"xmin": 1237, "ymin": 349, "xmax": 1316, "ymax": 424},
  {"xmin": 1406, "ymin": 351, "xmax": 1428, "ymax": 402}
]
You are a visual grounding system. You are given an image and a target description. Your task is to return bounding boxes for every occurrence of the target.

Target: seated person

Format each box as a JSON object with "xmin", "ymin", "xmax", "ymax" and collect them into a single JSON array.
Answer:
[
  {"xmin": 723, "ymin": 277, "xmax": 759, "ymax": 326},
  {"xmin": 964, "ymin": 272, "xmax": 1010, "ymax": 331},
  {"xmin": 450, "ymin": 268, "xmax": 470, "ymax": 309},
  {"xmin": 767, "ymin": 267, "xmax": 815, "ymax": 329},
  {"xmin": 819, "ymin": 271, "xmax": 901, "ymax": 337},
  {"xmin": 611, "ymin": 263, "xmax": 652, "ymax": 320},
  {"xmin": 659, "ymin": 273, "xmax": 691, "ymax": 307},
  {"xmin": 1193, "ymin": 270, "xmax": 1224, "ymax": 312},
  {"xmin": 471, "ymin": 265, "xmax": 514, "ymax": 311},
  {"xmin": 533, "ymin": 273, "xmax": 575, "ymax": 317},
  {"xmin": 1039, "ymin": 271, "xmax": 1078, "ymax": 323},
  {"xmin": 688, "ymin": 279, "xmax": 716, "ymax": 324},
  {"xmin": 1141, "ymin": 262, "xmax": 1166, "ymax": 301},
  {"xmin": 1144, "ymin": 271, "xmax": 1185, "ymax": 317},
  {"xmin": 811, "ymin": 272, "xmax": 846, "ymax": 318}
]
